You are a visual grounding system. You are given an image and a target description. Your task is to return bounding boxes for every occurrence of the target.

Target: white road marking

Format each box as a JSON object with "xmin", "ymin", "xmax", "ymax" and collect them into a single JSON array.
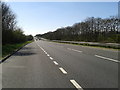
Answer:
[
  {"xmin": 42, "ymin": 49, "xmax": 45, "ymax": 52},
  {"xmin": 36, "ymin": 43, "xmax": 49, "ymax": 56},
  {"xmin": 40, "ymin": 47, "xmax": 44, "ymax": 51},
  {"xmin": 72, "ymin": 49, "xmax": 82, "ymax": 53},
  {"xmin": 59, "ymin": 67, "xmax": 67, "ymax": 74},
  {"xmin": 47, "ymin": 54, "xmax": 50, "ymax": 57},
  {"xmin": 70, "ymin": 80, "xmax": 83, "ymax": 90},
  {"xmin": 53, "ymin": 61, "xmax": 58, "ymax": 65},
  {"xmin": 50, "ymin": 57, "xmax": 53, "ymax": 60},
  {"xmin": 36, "ymin": 43, "xmax": 54, "ymax": 62},
  {"xmin": 37, "ymin": 44, "xmax": 44, "ymax": 51},
  {"xmin": 67, "ymin": 48, "xmax": 82, "ymax": 53},
  {"xmin": 95, "ymin": 55, "xmax": 119, "ymax": 63},
  {"xmin": 67, "ymin": 48, "xmax": 72, "ymax": 50},
  {"xmin": 40, "ymin": 48, "xmax": 47, "ymax": 54},
  {"xmin": 45, "ymin": 52, "xmax": 47, "ymax": 55},
  {"xmin": 40, "ymin": 47, "xmax": 43, "ymax": 50},
  {"xmin": 43, "ymin": 50, "xmax": 46, "ymax": 53}
]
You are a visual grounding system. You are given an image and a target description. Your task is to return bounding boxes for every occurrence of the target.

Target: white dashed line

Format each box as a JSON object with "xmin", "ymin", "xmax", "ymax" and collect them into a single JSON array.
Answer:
[
  {"xmin": 53, "ymin": 61, "xmax": 59, "ymax": 65},
  {"xmin": 95, "ymin": 55, "xmax": 119, "ymax": 63},
  {"xmin": 50, "ymin": 57, "xmax": 53, "ymax": 60},
  {"xmin": 67, "ymin": 48, "xmax": 82, "ymax": 53},
  {"xmin": 43, "ymin": 50, "xmax": 46, "ymax": 52},
  {"xmin": 70, "ymin": 80, "xmax": 83, "ymax": 90},
  {"xmin": 36, "ymin": 43, "xmax": 49, "ymax": 56},
  {"xmin": 37, "ymin": 44, "xmax": 44, "ymax": 51},
  {"xmin": 40, "ymin": 47, "xmax": 44, "ymax": 51},
  {"xmin": 45, "ymin": 51, "xmax": 47, "ymax": 53},
  {"xmin": 59, "ymin": 67, "xmax": 67, "ymax": 74},
  {"xmin": 67, "ymin": 48, "xmax": 72, "ymax": 50},
  {"xmin": 42, "ymin": 49, "xmax": 46, "ymax": 53},
  {"xmin": 44, "ymin": 51, "xmax": 47, "ymax": 54},
  {"xmin": 36, "ymin": 42, "xmax": 84, "ymax": 90},
  {"xmin": 72, "ymin": 49, "xmax": 82, "ymax": 53},
  {"xmin": 40, "ymin": 47, "xmax": 47, "ymax": 54},
  {"xmin": 47, "ymin": 54, "xmax": 50, "ymax": 57}
]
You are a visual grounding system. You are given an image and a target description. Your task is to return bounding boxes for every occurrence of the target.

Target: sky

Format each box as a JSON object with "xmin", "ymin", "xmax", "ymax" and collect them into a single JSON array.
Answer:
[{"xmin": 7, "ymin": 2, "xmax": 118, "ymax": 36}]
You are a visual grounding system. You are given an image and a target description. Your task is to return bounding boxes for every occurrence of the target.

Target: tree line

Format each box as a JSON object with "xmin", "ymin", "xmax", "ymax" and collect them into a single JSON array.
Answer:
[
  {"xmin": 37, "ymin": 16, "xmax": 120, "ymax": 43},
  {"xmin": 1, "ymin": 2, "xmax": 33, "ymax": 45}
]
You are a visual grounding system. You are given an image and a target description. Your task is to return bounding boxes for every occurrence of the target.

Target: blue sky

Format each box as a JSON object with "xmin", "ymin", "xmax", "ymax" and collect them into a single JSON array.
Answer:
[{"xmin": 8, "ymin": 2, "xmax": 118, "ymax": 35}]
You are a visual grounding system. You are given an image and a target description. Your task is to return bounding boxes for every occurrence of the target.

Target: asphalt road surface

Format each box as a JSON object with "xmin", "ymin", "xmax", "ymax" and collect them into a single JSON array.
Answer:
[{"xmin": 2, "ymin": 40, "xmax": 119, "ymax": 89}]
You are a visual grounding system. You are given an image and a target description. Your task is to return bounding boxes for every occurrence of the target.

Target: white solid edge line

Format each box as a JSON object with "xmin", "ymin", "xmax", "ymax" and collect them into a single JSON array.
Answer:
[
  {"xmin": 70, "ymin": 80, "xmax": 83, "ymax": 90},
  {"xmin": 95, "ymin": 55, "xmax": 119, "ymax": 63},
  {"xmin": 59, "ymin": 67, "xmax": 67, "ymax": 74},
  {"xmin": 53, "ymin": 61, "xmax": 58, "ymax": 65},
  {"xmin": 50, "ymin": 57, "xmax": 53, "ymax": 60}
]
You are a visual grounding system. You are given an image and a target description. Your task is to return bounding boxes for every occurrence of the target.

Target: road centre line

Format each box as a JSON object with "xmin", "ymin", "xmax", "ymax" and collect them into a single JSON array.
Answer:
[
  {"xmin": 37, "ymin": 44, "xmax": 43, "ymax": 50},
  {"xmin": 42, "ymin": 49, "xmax": 45, "ymax": 51},
  {"xmin": 43, "ymin": 50, "xmax": 47, "ymax": 54},
  {"xmin": 53, "ymin": 61, "xmax": 59, "ymax": 65},
  {"xmin": 44, "ymin": 51, "xmax": 47, "ymax": 53},
  {"xmin": 40, "ymin": 48, "xmax": 46, "ymax": 52},
  {"xmin": 70, "ymin": 80, "xmax": 83, "ymax": 90},
  {"xmin": 36, "ymin": 43, "xmax": 48, "ymax": 54},
  {"xmin": 36, "ymin": 41, "xmax": 84, "ymax": 90},
  {"xmin": 47, "ymin": 54, "xmax": 50, "ymax": 57},
  {"xmin": 38, "ymin": 46, "xmax": 46, "ymax": 53},
  {"xmin": 95, "ymin": 55, "xmax": 119, "ymax": 63},
  {"xmin": 50, "ymin": 57, "xmax": 53, "ymax": 60},
  {"xmin": 59, "ymin": 67, "xmax": 67, "ymax": 74},
  {"xmin": 37, "ymin": 44, "xmax": 42, "ymax": 50},
  {"xmin": 37, "ymin": 43, "xmax": 54, "ymax": 62}
]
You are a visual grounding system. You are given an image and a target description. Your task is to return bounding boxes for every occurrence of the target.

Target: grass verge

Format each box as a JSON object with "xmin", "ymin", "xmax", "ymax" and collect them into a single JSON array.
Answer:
[
  {"xmin": 52, "ymin": 41, "xmax": 120, "ymax": 50},
  {"xmin": 2, "ymin": 41, "xmax": 33, "ymax": 58}
]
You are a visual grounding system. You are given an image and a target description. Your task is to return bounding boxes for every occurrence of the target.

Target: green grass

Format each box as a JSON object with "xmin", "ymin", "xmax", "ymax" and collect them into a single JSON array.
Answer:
[{"xmin": 2, "ymin": 41, "xmax": 33, "ymax": 58}]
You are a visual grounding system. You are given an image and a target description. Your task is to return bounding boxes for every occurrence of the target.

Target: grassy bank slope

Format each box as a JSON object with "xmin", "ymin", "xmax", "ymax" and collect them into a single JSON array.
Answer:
[{"xmin": 2, "ymin": 41, "xmax": 33, "ymax": 58}]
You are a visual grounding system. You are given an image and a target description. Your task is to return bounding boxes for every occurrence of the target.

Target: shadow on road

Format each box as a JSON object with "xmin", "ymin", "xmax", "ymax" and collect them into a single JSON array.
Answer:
[
  {"xmin": 14, "ymin": 51, "xmax": 36, "ymax": 56},
  {"xmin": 22, "ymin": 47, "xmax": 34, "ymax": 50}
]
